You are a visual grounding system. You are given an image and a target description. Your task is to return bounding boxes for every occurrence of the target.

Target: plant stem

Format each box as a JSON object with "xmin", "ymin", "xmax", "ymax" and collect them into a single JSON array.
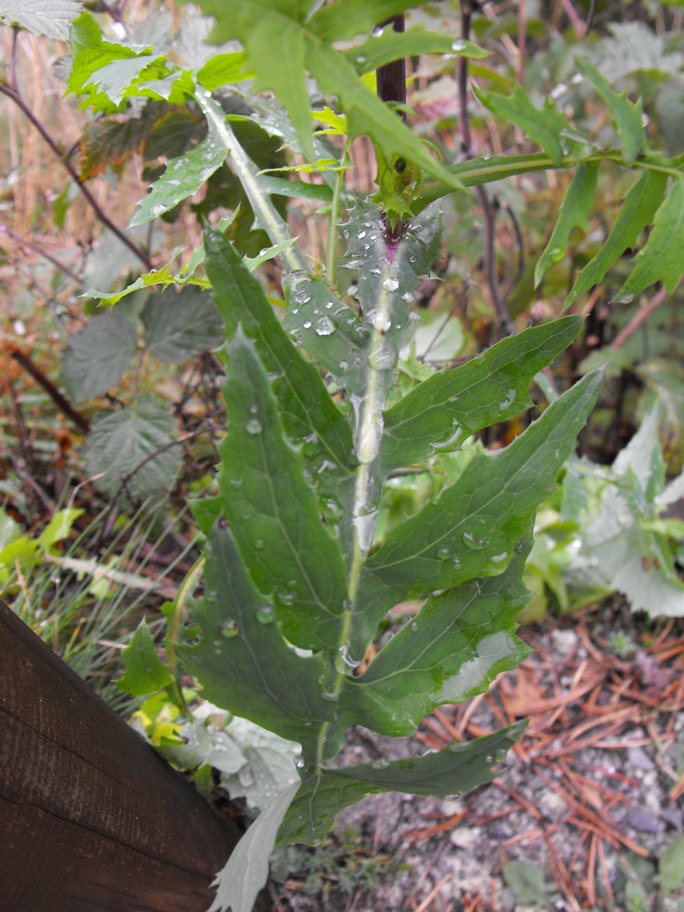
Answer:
[{"xmin": 327, "ymin": 139, "xmax": 351, "ymax": 288}]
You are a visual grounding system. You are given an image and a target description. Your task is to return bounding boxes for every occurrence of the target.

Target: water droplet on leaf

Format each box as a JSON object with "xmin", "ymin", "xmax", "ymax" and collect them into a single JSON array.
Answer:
[{"xmin": 245, "ymin": 418, "xmax": 262, "ymax": 435}]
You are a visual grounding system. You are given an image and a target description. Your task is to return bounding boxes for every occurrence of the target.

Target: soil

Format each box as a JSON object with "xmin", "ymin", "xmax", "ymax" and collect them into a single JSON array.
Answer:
[{"xmin": 269, "ymin": 601, "xmax": 684, "ymax": 912}]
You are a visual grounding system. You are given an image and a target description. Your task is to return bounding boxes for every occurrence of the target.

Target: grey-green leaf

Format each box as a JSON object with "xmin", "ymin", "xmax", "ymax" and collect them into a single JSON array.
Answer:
[
  {"xmin": 142, "ymin": 287, "xmax": 222, "ymax": 362},
  {"xmin": 278, "ymin": 723, "xmax": 525, "ymax": 846},
  {"xmin": 217, "ymin": 329, "xmax": 349, "ymax": 653},
  {"xmin": 339, "ymin": 540, "xmax": 532, "ymax": 736},
  {"xmin": 179, "ymin": 520, "xmax": 335, "ymax": 758},
  {"xmin": 352, "ymin": 370, "xmax": 603, "ymax": 654},
  {"xmin": 204, "ymin": 228, "xmax": 354, "ymax": 475},
  {"xmin": 130, "ymin": 89, "xmax": 227, "ymax": 226},
  {"xmin": 84, "ymin": 396, "xmax": 181, "ymax": 505},
  {"xmin": 535, "ymin": 162, "xmax": 598, "ymax": 288},
  {"xmin": 208, "ymin": 781, "xmax": 300, "ymax": 912},
  {"xmin": 61, "ymin": 311, "xmax": 138, "ymax": 402},
  {"xmin": 381, "ymin": 316, "xmax": 583, "ymax": 472}
]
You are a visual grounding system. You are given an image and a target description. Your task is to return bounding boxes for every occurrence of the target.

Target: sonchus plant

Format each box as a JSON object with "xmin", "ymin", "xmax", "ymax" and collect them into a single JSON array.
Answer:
[
  {"xmin": 40, "ymin": 0, "xmax": 684, "ymax": 909},
  {"xmin": 178, "ymin": 217, "xmax": 601, "ymax": 911}
]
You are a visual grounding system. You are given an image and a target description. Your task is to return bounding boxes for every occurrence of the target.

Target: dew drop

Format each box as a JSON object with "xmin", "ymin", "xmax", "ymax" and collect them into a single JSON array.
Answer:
[
  {"xmin": 371, "ymin": 758, "xmax": 391, "ymax": 770},
  {"xmin": 402, "ymin": 291, "xmax": 415, "ymax": 303},
  {"xmin": 338, "ymin": 359, "xmax": 349, "ymax": 370},
  {"xmin": 437, "ymin": 547, "xmax": 451, "ymax": 560},
  {"xmin": 490, "ymin": 551, "xmax": 508, "ymax": 564},
  {"xmin": 254, "ymin": 538, "xmax": 264, "ymax": 550},
  {"xmin": 256, "ymin": 605, "xmax": 275, "ymax": 624},
  {"xmin": 462, "ymin": 531, "xmax": 487, "ymax": 550},
  {"xmin": 382, "ymin": 277, "xmax": 399, "ymax": 292},
  {"xmin": 451, "ymin": 39, "xmax": 467, "ymax": 52},
  {"xmin": 372, "ymin": 25, "xmax": 384, "ymax": 37},
  {"xmin": 303, "ymin": 320, "xmax": 312, "ymax": 329},
  {"xmin": 480, "ymin": 149, "xmax": 492, "ymax": 161},
  {"xmin": 315, "ymin": 316, "xmax": 335, "ymax": 336},
  {"xmin": 358, "ymin": 230, "xmax": 367, "ymax": 239},
  {"xmin": 245, "ymin": 418, "xmax": 262, "ymax": 435},
  {"xmin": 221, "ymin": 619, "xmax": 239, "ymax": 638}
]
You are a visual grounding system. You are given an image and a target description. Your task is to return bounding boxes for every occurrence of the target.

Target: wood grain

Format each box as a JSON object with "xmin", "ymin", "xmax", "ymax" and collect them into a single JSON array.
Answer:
[{"xmin": 0, "ymin": 599, "xmax": 243, "ymax": 912}]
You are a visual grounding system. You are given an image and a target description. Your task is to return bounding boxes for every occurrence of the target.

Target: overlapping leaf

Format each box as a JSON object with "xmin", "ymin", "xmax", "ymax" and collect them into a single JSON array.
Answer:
[
  {"xmin": 179, "ymin": 518, "xmax": 336, "ymax": 758},
  {"xmin": 216, "ymin": 330, "xmax": 349, "ymax": 653},
  {"xmin": 565, "ymin": 169, "xmax": 668, "ymax": 308},
  {"xmin": 616, "ymin": 174, "xmax": 684, "ymax": 299},
  {"xmin": 351, "ymin": 370, "xmax": 602, "ymax": 654},
  {"xmin": 61, "ymin": 310, "xmax": 138, "ymax": 401},
  {"xmin": 381, "ymin": 316, "xmax": 583, "ymax": 471},
  {"xmin": 474, "ymin": 85, "xmax": 572, "ymax": 165},
  {"xmin": 576, "ymin": 58, "xmax": 646, "ymax": 164},
  {"xmin": 203, "ymin": 229, "xmax": 354, "ymax": 483},
  {"xmin": 190, "ymin": 0, "xmax": 462, "ymax": 189},
  {"xmin": 338, "ymin": 541, "xmax": 532, "ymax": 736}
]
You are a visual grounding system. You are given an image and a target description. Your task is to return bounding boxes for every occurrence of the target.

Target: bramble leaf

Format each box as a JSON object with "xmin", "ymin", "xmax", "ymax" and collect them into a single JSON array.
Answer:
[
  {"xmin": 345, "ymin": 24, "xmax": 488, "ymax": 75},
  {"xmin": 1, "ymin": 0, "xmax": 82, "ymax": 40},
  {"xmin": 84, "ymin": 396, "xmax": 181, "ymax": 505},
  {"xmin": 61, "ymin": 311, "xmax": 138, "ymax": 402},
  {"xmin": 142, "ymin": 287, "xmax": 222, "ymax": 363}
]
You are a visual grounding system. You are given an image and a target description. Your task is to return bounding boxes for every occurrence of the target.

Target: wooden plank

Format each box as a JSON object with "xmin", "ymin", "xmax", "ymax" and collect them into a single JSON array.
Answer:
[{"xmin": 0, "ymin": 599, "xmax": 244, "ymax": 912}]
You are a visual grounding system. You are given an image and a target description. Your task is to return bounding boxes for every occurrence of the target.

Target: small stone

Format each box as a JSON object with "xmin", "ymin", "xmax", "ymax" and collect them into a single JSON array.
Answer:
[{"xmin": 623, "ymin": 808, "xmax": 665, "ymax": 833}]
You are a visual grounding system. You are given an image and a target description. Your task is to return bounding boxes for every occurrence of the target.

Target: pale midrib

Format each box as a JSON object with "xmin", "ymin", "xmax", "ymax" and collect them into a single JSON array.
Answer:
[{"xmin": 311, "ymin": 258, "xmax": 396, "ymax": 772}]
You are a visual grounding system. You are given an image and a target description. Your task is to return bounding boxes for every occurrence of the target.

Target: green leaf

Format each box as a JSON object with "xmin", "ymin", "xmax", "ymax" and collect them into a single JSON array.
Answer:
[
  {"xmin": 217, "ymin": 329, "xmax": 349, "ymax": 653},
  {"xmin": 345, "ymin": 25, "xmax": 488, "ymax": 75},
  {"xmin": 208, "ymin": 781, "xmax": 300, "ymax": 912},
  {"xmin": 68, "ymin": 13, "xmax": 150, "ymax": 113},
  {"xmin": 142, "ymin": 287, "xmax": 222, "ymax": 362},
  {"xmin": 565, "ymin": 169, "xmax": 668, "ymax": 308},
  {"xmin": 576, "ymin": 58, "xmax": 646, "ymax": 164},
  {"xmin": 534, "ymin": 162, "xmax": 598, "ymax": 288},
  {"xmin": 61, "ymin": 311, "xmax": 138, "ymax": 402},
  {"xmin": 84, "ymin": 396, "xmax": 182, "ymax": 506},
  {"xmin": 220, "ymin": 116, "xmax": 306, "ymax": 271},
  {"xmin": 474, "ymin": 85, "xmax": 571, "ymax": 165},
  {"xmin": 382, "ymin": 316, "xmax": 583, "ymax": 472},
  {"xmin": 338, "ymin": 539, "xmax": 532, "ymax": 735},
  {"xmin": 1, "ymin": 0, "xmax": 81, "ymax": 40},
  {"xmin": 192, "ymin": 0, "xmax": 462, "ymax": 191},
  {"xmin": 203, "ymin": 229, "xmax": 355, "ymax": 478},
  {"xmin": 179, "ymin": 520, "xmax": 335, "ymax": 757},
  {"xmin": 659, "ymin": 836, "xmax": 684, "ymax": 893},
  {"xmin": 37, "ymin": 508, "xmax": 84, "ymax": 551},
  {"xmin": 129, "ymin": 89, "xmax": 228, "ymax": 226},
  {"xmin": 354, "ymin": 370, "xmax": 603, "ymax": 654},
  {"xmin": 616, "ymin": 174, "xmax": 684, "ymax": 300},
  {"xmin": 279, "ymin": 722, "xmax": 525, "ymax": 846},
  {"xmin": 196, "ymin": 51, "xmax": 252, "ymax": 91},
  {"xmin": 118, "ymin": 619, "xmax": 174, "ymax": 697}
]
